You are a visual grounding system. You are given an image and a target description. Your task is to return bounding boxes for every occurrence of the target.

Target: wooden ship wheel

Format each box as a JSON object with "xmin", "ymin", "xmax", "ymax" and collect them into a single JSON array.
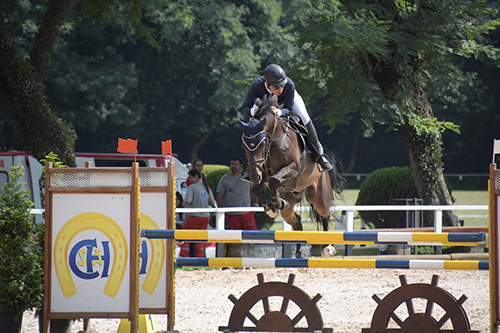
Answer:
[
  {"xmin": 219, "ymin": 273, "xmax": 332, "ymax": 332},
  {"xmin": 362, "ymin": 274, "xmax": 479, "ymax": 333}
]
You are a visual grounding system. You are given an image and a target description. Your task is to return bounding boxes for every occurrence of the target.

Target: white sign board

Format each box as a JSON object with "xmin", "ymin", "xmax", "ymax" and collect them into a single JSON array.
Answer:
[{"xmin": 51, "ymin": 193, "xmax": 131, "ymax": 312}]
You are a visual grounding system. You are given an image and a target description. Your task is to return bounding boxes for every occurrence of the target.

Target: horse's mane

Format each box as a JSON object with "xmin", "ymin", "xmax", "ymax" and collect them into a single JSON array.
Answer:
[{"xmin": 253, "ymin": 94, "xmax": 278, "ymax": 119}]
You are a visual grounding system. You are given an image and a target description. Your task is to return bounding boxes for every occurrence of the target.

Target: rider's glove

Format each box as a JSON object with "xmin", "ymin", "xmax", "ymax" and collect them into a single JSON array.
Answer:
[{"xmin": 250, "ymin": 104, "xmax": 258, "ymax": 116}]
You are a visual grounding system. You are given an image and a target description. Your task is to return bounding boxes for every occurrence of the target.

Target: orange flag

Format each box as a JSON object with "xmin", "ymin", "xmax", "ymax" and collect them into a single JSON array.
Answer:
[
  {"xmin": 117, "ymin": 138, "xmax": 137, "ymax": 154},
  {"xmin": 161, "ymin": 140, "xmax": 172, "ymax": 160}
]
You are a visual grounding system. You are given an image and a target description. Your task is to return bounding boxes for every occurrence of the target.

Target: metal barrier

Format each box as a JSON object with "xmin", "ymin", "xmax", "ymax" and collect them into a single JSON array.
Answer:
[{"xmin": 174, "ymin": 205, "xmax": 489, "ymax": 233}]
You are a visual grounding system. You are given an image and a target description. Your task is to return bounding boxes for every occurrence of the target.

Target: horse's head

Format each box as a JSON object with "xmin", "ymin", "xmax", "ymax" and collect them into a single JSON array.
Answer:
[
  {"xmin": 239, "ymin": 94, "xmax": 280, "ymax": 184},
  {"xmin": 239, "ymin": 117, "xmax": 267, "ymax": 184}
]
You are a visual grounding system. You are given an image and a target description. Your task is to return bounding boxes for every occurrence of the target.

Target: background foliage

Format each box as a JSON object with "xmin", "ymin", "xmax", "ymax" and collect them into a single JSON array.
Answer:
[
  {"xmin": 1, "ymin": 0, "xmax": 499, "ymax": 183},
  {"xmin": 0, "ymin": 167, "xmax": 43, "ymax": 317}
]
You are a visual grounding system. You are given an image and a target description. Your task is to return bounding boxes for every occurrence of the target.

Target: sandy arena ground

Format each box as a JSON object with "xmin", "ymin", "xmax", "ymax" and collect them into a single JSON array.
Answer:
[{"xmin": 22, "ymin": 267, "xmax": 489, "ymax": 333}]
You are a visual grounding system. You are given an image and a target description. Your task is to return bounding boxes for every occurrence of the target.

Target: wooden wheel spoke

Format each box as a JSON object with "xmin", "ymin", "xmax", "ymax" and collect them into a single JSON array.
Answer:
[
  {"xmin": 262, "ymin": 297, "xmax": 270, "ymax": 313},
  {"xmin": 390, "ymin": 312, "xmax": 405, "ymax": 327},
  {"xmin": 291, "ymin": 309, "xmax": 305, "ymax": 326},
  {"xmin": 404, "ymin": 298, "xmax": 414, "ymax": 316},
  {"xmin": 246, "ymin": 311, "xmax": 260, "ymax": 326},
  {"xmin": 280, "ymin": 296, "xmax": 290, "ymax": 313},
  {"xmin": 437, "ymin": 313, "xmax": 450, "ymax": 328},
  {"xmin": 425, "ymin": 299, "xmax": 434, "ymax": 316},
  {"xmin": 223, "ymin": 273, "xmax": 331, "ymax": 332},
  {"xmin": 364, "ymin": 275, "xmax": 475, "ymax": 333}
]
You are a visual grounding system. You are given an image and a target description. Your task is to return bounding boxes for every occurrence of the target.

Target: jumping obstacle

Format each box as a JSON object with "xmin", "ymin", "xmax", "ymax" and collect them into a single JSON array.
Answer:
[
  {"xmin": 219, "ymin": 273, "xmax": 333, "ymax": 333},
  {"xmin": 361, "ymin": 274, "xmax": 479, "ymax": 333},
  {"xmin": 176, "ymin": 257, "xmax": 489, "ymax": 270},
  {"xmin": 140, "ymin": 229, "xmax": 487, "ymax": 246},
  {"xmin": 217, "ymin": 272, "xmax": 479, "ymax": 333}
]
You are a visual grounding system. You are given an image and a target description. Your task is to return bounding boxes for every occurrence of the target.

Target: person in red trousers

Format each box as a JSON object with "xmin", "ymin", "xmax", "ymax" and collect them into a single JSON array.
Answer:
[{"xmin": 179, "ymin": 169, "xmax": 215, "ymax": 257}]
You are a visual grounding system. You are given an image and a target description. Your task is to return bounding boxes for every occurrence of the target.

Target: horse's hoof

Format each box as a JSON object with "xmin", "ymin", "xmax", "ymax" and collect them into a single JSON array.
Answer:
[
  {"xmin": 298, "ymin": 267, "xmax": 308, "ymax": 273},
  {"xmin": 265, "ymin": 208, "xmax": 280, "ymax": 218},
  {"xmin": 279, "ymin": 199, "xmax": 290, "ymax": 210},
  {"xmin": 323, "ymin": 244, "xmax": 337, "ymax": 257}
]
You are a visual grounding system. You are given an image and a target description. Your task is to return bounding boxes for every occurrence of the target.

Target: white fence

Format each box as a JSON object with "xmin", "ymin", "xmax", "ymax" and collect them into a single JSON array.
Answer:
[
  {"xmin": 32, "ymin": 205, "xmax": 488, "ymax": 232},
  {"xmin": 177, "ymin": 205, "xmax": 489, "ymax": 232}
]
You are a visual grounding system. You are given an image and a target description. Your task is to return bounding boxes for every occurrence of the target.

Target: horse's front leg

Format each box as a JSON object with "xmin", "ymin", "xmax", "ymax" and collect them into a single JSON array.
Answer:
[
  {"xmin": 268, "ymin": 163, "xmax": 298, "ymax": 212},
  {"xmin": 251, "ymin": 184, "xmax": 270, "ymax": 210}
]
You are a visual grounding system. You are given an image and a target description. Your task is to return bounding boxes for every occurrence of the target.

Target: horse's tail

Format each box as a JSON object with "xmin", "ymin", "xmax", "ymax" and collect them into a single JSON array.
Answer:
[
  {"xmin": 309, "ymin": 156, "xmax": 347, "ymax": 227},
  {"xmin": 308, "ymin": 156, "xmax": 347, "ymax": 227},
  {"xmin": 328, "ymin": 157, "xmax": 347, "ymax": 199}
]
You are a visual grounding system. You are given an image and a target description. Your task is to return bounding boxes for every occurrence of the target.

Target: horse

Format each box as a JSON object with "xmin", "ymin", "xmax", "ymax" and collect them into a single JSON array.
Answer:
[{"xmin": 238, "ymin": 94, "xmax": 346, "ymax": 258}]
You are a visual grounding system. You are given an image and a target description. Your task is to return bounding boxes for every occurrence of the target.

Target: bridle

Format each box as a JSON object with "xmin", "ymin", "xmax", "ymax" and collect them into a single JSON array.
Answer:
[{"xmin": 242, "ymin": 115, "xmax": 287, "ymax": 173}]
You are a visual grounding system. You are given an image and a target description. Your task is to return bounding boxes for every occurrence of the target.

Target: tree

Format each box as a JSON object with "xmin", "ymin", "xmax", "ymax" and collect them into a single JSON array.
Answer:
[
  {"xmin": 2, "ymin": 0, "xmax": 300, "ymax": 163},
  {"xmin": 292, "ymin": 0, "xmax": 500, "ymax": 226},
  {"xmin": 0, "ymin": 0, "xmax": 156, "ymax": 166}
]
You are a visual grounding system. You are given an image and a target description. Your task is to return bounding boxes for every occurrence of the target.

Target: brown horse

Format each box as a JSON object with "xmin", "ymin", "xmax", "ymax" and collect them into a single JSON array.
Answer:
[{"xmin": 238, "ymin": 94, "xmax": 346, "ymax": 258}]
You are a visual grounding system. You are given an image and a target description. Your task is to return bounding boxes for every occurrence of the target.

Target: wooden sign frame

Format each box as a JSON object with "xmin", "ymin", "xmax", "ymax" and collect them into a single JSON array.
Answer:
[
  {"xmin": 43, "ymin": 162, "xmax": 140, "ymax": 333},
  {"xmin": 490, "ymin": 163, "xmax": 500, "ymax": 333},
  {"xmin": 137, "ymin": 166, "xmax": 175, "ymax": 330}
]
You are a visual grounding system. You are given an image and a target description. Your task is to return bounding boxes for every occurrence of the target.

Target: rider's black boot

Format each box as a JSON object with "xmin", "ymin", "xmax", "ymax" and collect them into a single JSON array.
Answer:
[{"xmin": 306, "ymin": 121, "xmax": 333, "ymax": 171}]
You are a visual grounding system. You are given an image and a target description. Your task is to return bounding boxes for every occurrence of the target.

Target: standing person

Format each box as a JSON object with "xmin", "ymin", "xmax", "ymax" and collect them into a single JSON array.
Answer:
[
  {"xmin": 175, "ymin": 191, "xmax": 185, "ymax": 229},
  {"xmin": 216, "ymin": 156, "xmax": 257, "ymax": 230},
  {"xmin": 180, "ymin": 169, "xmax": 215, "ymax": 257},
  {"xmin": 186, "ymin": 158, "xmax": 210, "ymax": 189},
  {"xmin": 241, "ymin": 64, "xmax": 332, "ymax": 171}
]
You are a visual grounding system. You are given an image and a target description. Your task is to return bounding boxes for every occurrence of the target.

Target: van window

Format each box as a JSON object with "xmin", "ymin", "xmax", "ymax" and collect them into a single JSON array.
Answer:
[
  {"xmin": 93, "ymin": 159, "xmax": 147, "ymax": 167},
  {"xmin": 0, "ymin": 171, "xmax": 7, "ymax": 194}
]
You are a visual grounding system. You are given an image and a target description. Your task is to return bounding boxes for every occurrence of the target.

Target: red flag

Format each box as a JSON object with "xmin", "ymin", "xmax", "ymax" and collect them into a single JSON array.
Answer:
[
  {"xmin": 162, "ymin": 140, "xmax": 172, "ymax": 160},
  {"xmin": 117, "ymin": 138, "xmax": 137, "ymax": 154}
]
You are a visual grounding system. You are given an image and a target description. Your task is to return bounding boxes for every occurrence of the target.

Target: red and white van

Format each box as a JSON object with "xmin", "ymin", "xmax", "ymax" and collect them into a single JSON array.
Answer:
[{"xmin": 0, "ymin": 151, "xmax": 189, "ymax": 223}]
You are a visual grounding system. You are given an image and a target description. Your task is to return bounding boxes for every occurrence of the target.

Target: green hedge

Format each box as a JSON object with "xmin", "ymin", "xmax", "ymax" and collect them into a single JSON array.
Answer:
[
  {"xmin": 203, "ymin": 165, "xmax": 230, "ymax": 191},
  {"xmin": 355, "ymin": 166, "xmax": 454, "ymax": 229},
  {"xmin": 355, "ymin": 167, "xmax": 419, "ymax": 229}
]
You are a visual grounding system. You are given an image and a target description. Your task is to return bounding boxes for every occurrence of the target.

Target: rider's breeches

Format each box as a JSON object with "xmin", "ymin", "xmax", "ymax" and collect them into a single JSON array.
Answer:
[
  {"xmin": 293, "ymin": 92, "xmax": 311, "ymax": 125},
  {"xmin": 179, "ymin": 215, "xmax": 209, "ymax": 257}
]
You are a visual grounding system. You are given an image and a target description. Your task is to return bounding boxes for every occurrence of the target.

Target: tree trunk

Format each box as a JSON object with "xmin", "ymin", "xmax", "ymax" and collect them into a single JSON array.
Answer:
[
  {"xmin": 0, "ymin": 0, "xmax": 76, "ymax": 166},
  {"xmin": 401, "ymin": 83, "xmax": 459, "ymax": 227},
  {"xmin": 189, "ymin": 112, "xmax": 215, "ymax": 162},
  {"xmin": 345, "ymin": 114, "xmax": 362, "ymax": 173}
]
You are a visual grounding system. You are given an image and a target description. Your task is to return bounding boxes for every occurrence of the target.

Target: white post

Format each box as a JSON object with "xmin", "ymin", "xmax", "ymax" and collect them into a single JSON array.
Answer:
[
  {"xmin": 282, "ymin": 219, "xmax": 292, "ymax": 231},
  {"xmin": 215, "ymin": 209, "xmax": 225, "ymax": 257},
  {"xmin": 434, "ymin": 210, "xmax": 443, "ymax": 233},
  {"xmin": 216, "ymin": 210, "xmax": 225, "ymax": 230},
  {"xmin": 346, "ymin": 210, "xmax": 354, "ymax": 232}
]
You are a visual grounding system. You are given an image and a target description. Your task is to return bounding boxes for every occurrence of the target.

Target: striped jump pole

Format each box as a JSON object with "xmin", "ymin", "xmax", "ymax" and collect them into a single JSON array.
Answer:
[
  {"xmin": 140, "ymin": 229, "xmax": 487, "ymax": 246},
  {"xmin": 176, "ymin": 257, "xmax": 489, "ymax": 271}
]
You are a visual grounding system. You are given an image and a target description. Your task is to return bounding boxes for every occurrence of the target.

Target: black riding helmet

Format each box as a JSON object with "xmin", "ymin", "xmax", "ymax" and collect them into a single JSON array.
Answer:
[{"xmin": 263, "ymin": 64, "xmax": 288, "ymax": 87}]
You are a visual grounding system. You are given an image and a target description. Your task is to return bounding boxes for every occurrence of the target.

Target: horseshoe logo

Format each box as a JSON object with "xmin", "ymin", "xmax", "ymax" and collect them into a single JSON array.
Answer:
[
  {"xmin": 140, "ymin": 213, "xmax": 165, "ymax": 294},
  {"xmin": 54, "ymin": 212, "xmax": 128, "ymax": 298}
]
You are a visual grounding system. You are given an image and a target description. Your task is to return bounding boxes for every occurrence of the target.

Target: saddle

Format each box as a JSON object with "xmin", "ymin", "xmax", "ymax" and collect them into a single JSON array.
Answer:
[{"xmin": 285, "ymin": 115, "xmax": 309, "ymax": 153}]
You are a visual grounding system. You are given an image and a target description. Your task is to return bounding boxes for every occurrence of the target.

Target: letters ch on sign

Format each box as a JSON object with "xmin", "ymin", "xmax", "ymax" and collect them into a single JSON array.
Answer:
[{"xmin": 54, "ymin": 213, "xmax": 164, "ymax": 298}]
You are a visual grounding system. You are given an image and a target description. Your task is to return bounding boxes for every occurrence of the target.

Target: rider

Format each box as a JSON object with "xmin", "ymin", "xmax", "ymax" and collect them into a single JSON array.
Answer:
[{"xmin": 241, "ymin": 64, "xmax": 333, "ymax": 171}]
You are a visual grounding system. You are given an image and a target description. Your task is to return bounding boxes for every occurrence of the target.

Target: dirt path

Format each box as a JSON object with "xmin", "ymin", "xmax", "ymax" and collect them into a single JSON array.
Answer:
[{"xmin": 22, "ymin": 267, "xmax": 489, "ymax": 332}]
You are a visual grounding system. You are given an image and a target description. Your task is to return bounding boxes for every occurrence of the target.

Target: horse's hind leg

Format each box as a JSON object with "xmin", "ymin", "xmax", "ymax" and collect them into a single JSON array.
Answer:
[
  {"xmin": 319, "ymin": 215, "xmax": 336, "ymax": 257},
  {"xmin": 306, "ymin": 173, "xmax": 337, "ymax": 257},
  {"xmin": 282, "ymin": 211, "xmax": 303, "ymax": 258}
]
